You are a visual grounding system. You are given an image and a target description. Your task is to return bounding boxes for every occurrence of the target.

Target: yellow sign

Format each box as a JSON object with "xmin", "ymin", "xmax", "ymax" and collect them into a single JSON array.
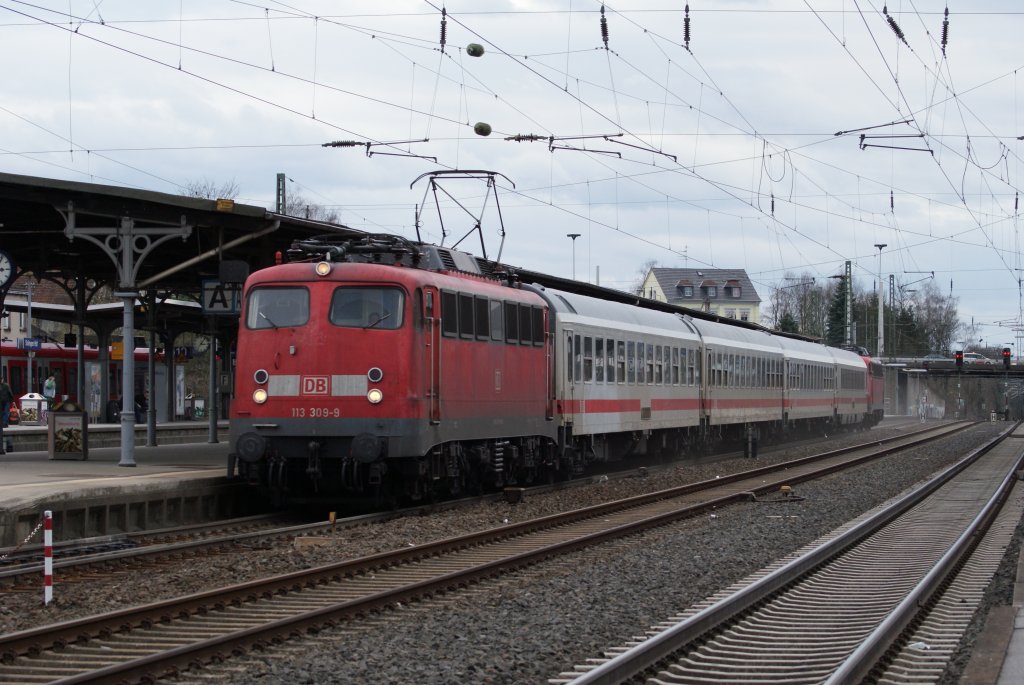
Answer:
[{"xmin": 111, "ymin": 341, "xmax": 124, "ymax": 360}]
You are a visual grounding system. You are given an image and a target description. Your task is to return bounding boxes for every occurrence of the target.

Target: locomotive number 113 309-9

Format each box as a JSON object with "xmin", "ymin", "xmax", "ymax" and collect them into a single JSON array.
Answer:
[{"xmin": 290, "ymin": 407, "xmax": 342, "ymax": 418}]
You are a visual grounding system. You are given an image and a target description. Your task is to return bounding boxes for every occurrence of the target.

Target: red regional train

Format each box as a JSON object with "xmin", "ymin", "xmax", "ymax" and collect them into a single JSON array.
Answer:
[
  {"xmin": 228, "ymin": 234, "xmax": 884, "ymax": 504},
  {"xmin": 0, "ymin": 341, "xmax": 155, "ymax": 409}
]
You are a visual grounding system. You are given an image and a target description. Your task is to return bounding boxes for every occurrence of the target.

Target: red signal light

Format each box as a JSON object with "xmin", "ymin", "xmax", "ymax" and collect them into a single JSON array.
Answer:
[
  {"xmin": 1003, "ymin": 347, "xmax": 1012, "ymax": 369},
  {"xmin": 954, "ymin": 351, "xmax": 964, "ymax": 369}
]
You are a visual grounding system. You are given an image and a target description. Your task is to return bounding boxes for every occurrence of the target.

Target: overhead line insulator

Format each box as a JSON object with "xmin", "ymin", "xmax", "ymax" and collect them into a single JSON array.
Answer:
[
  {"xmin": 683, "ymin": 4, "xmax": 691, "ymax": 51},
  {"xmin": 941, "ymin": 7, "xmax": 949, "ymax": 56},
  {"xmin": 600, "ymin": 4, "xmax": 609, "ymax": 49},
  {"xmin": 883, "ymin": 5, "xmax": 909, "ymax": 47},
  {"xmin": 440, "ymin": 7, "xmax": 447, "ymax": 53}
]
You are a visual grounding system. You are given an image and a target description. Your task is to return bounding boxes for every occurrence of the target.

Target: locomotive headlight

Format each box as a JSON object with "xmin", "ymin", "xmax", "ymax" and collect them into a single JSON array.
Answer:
[
  {"xmin": 315, "ymin": 261, "xmax": 332, "ymax": 276},
  {"xmin": 253, "ymin": 388, "xmax": 268, "ymax": 404},
  {"xmin": 367, "ymin": 388, "xmax": 383, "ymax": 404}
]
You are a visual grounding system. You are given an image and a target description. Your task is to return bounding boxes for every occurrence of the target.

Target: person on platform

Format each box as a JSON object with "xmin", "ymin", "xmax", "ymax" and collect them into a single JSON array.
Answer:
[
  {"xmin": 0, "ymin": 378, "xmax": 13, "ymax": 454},
  {"xmin": 43, "ymin": 374, "xmax": 57, "ymax": 421},
  {"xmin": 0, "ymin": 379, "xmax": 12, "ymax": 426}
]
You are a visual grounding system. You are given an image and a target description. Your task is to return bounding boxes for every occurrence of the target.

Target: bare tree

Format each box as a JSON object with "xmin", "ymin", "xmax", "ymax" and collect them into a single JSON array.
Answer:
[
  {"xmin": 284, "ymin": 194, "xmax": 340, "ymax": 223},
  {"xmin": 914, "ymin": 280, "xmax": 960, "ymax": 354},
  {"xmin": 631, "ymin": 259, "xmax": 658, "ymax": 297},
  {"xmin": 182, "ymin": 178, "xmax": 239, "ymax": 200}
]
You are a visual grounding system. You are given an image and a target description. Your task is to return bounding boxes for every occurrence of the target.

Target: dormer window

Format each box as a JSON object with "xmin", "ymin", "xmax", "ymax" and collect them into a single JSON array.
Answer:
[
  {"xmin": 706, "ymin": 286, "xmax": 717, "ymax": 297},
  {"xmin": 682, "ymin": 286, "xmax": 693, "ymax": 297}
]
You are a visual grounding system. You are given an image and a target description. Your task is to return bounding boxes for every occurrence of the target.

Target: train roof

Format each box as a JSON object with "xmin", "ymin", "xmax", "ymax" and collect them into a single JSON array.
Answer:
[{"xmin": 525, "ymin": 284, "xmax": 697, "ymax": 336}]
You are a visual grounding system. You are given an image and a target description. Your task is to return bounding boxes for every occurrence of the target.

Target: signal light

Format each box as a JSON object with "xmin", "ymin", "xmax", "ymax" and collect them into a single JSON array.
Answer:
[
  {"xmin": 954, "ymin": 351, "xmax": 963, "ymax": 369},
  {"xmin": 1003, "ymin": 347, "xmax": 1012, "ymax": 369}
]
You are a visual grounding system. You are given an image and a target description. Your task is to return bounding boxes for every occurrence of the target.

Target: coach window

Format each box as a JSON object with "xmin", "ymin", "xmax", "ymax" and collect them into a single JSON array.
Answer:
[
  {"xmin": 616, "ymin": 340, "xmax": 626, "ymax": 383},
  {"xmin": 583, "ymin": 337, "xmax": 594, "ymax": 382},
  {"xmin": 646, "ymin": 344, "xmax": 655, "ymax": 384},
  {"xmin": 474, "ymin": 296, "xmax": 490, "ymax": 340},
  {"xmin": 637, "ymin": 342, "xmax": 647, "ymax": 384},
  {"xmin": 627, "ymin": 341, "xmax": 636, "ymax": 384},
  {"xmin": 654, "ymin": 346, "xmax": 663, "ymax": 384},
  {"xmin": 489, "ymin": 300, "xmax": 504, "ymax": 341},
  {"xmin": 248, "ymin": 286, "xmax": 310, "ymax": 329},
  {"xmin": 573, "ymin": 334, "xmax": 583, "ymax": 382},
  {"xmin": 505, "ymin": 302, "xmax": 519, "ymax": 343},
  {"xmin": 605, "ymin": 338, "xmax": 615, "ymax": 382},
  {"xmin": 595, "ymin": 338, "xmax": 605, "ymax": 382},
  {"xmin": 671, "ymin": 347, "xmax": 680, "ymax": 384}
]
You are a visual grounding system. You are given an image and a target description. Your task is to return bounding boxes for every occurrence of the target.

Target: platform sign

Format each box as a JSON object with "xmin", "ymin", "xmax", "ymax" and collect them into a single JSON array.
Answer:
[
  {"xmin": 202, "ymin": 280, "xmax": 242, "ymax": 315},
  {"xmin": 20, "ymin": 337, "xmax": 41, "ymax": 351}
]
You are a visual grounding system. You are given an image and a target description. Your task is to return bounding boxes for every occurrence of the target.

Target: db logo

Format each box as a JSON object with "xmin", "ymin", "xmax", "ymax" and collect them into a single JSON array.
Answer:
[{"xmin": 301, "ymin": 376, "xmax": 329, "ymax": 395}]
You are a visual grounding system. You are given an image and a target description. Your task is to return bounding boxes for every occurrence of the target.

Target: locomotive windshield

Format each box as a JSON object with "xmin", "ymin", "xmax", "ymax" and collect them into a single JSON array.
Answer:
[
  {"xmin": 330, "ymin": 287, "xmax": 404, "ymax": 330},
  {"xmin": 245, "ymin": 286, "xmax": 309, "ymax": 329}
]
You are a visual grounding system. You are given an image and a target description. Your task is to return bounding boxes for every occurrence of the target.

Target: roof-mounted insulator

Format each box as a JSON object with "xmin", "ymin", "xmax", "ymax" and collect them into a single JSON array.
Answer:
[
  {"xmin": 440, "ymin": 7, "xmax": 447, "ymax": 53},
  {"xmin": 683, "ymin": 4, "xmax": 691, "ymax": 51},
  {"xmin": 883, "ymin": 6, "xmax": 908, "ymax": 47},
  {"xmin": 600, "ymin": 4, "xmax": 609, "ymax": 49},
  {"xmin": 941, "ymin": 7, "xmax": 949, "ymax": 56}
]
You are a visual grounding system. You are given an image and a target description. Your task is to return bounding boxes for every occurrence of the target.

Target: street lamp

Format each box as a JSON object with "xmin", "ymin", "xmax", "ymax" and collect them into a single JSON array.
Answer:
[
  {"xmin": 567, "ymin": 233, "xmax": 581, "ymax": 280},
  {"xmin": 874, "ymin": 244, "xmax": 886, "ymax": 357}
]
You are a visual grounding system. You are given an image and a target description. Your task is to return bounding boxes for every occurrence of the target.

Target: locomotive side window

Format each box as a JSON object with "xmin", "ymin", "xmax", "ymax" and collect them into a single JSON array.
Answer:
[
  {"xmin": 489, "ymin": 300, "xmax": 504, "ymax": 341},
  {"xmin": 504, "ymin": 302, "xmax": 519, "ymax": 343},
  {"xmin": 532, "ymin": 307, "xmax": 544, "ymax": 346},
  {"xmin": 519, "ymin": 305, "xmax": 532, "ymax": 345},
  {"xmin": 330, "ymin": 287, "xmax": 404, "ymax": 330},
  {"xmin": 474, "ymin": 297, "xmax": 490, "ymax": 340},
  {"xmin": 441, "ymin": 291, "xmax": 458, "ymax": 336},
  {"xmin": 247, "ymin": 286, "xmax": 309, "ymax": 329},
  {"xmin": 458, "ymin": 293, "xmax": 475, "ymax": 339}
]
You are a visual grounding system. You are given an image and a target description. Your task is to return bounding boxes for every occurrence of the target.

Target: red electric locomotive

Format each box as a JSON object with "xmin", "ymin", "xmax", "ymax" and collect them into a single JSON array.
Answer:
[{"xmin": 229, "ymin": 235, "xmax": 559, "ymax": 503}]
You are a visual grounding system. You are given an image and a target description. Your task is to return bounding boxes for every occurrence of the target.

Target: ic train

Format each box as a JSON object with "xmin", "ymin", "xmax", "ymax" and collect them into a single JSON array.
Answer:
[{"xmin": 228, "ymin": 234, "xmax": 884, "ymax": 504}]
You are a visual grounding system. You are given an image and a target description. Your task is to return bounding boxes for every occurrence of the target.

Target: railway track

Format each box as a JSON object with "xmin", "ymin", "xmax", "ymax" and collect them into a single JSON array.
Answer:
[
  {"xmin": 554, "ymin": 421, "xmax": 1024, "ymax": 684},
  {"xmin": 0, "ymin": 421, "xmax": 954, "ymax": 592},
  {"xmin": 0, "ymin": 421, "xmax": 973, "ymax": 683}
]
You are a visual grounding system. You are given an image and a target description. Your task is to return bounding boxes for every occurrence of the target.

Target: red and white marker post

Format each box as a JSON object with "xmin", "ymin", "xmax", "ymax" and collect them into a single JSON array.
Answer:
[{"xmin": 43, "ymin": 510, "xmax": 53, "ymax": 605}]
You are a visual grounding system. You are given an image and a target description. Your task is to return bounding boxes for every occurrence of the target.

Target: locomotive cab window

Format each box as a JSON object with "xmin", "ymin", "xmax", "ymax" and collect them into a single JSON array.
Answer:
[
  {"xmin": 247, "ymin": 286, "xmax": 310, "ymax": 329},
  {"xmin": 330, "ymin": 287, "xmax": 404, "ymax": 330}
]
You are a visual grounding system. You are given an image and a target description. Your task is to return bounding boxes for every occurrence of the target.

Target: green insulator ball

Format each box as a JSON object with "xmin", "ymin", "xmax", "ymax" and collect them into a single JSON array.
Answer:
[
  {"xmin": 466, "ymin": 43, "xmax": 485, "ymax": 57},
  {"xmin": 473, "ymin": 122, "xmax": 492, "ymax": 136}
]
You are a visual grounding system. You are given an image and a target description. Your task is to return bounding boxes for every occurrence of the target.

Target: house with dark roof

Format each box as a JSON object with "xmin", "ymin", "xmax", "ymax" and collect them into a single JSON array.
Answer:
[{"xmin": 638, "ymin": 267, "xmax": 762, "ymax": 323}]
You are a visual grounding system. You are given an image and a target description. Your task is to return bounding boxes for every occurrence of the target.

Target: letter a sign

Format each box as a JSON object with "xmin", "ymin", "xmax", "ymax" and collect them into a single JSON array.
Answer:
[{"xmin": 202, "ymin": 280, "xmax": 241, "ymax": 315}]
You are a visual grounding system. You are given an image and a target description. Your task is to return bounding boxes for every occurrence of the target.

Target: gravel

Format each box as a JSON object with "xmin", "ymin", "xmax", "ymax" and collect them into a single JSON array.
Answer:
[{"xmin": 1, "ymin": 420, "xmax": 1017, "ymax": 684}]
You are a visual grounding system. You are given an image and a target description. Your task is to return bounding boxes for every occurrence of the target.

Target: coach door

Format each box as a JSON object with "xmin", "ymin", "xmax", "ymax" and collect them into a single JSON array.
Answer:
[
  {"xmin": 423, "ymin": 287, "xmax": 441, "ymax": 424},
  {"xmin": 564, "ymin": 329, "xmax": 580, "ymax": 423}
]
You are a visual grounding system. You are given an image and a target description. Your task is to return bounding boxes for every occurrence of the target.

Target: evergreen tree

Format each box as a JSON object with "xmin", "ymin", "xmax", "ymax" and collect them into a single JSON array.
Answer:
[
  {"xmin": 826, "ymin": 276, "xmax": 850, "ymax": 347},
  {"xmin": 777, "ymin": 310, "xmax": 799, "ymax": 333}
]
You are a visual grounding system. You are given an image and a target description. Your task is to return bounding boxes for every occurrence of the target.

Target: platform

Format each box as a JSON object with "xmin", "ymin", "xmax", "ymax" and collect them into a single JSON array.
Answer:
[{"xmin": 0, "ymin": 421, "xmax": 243, "ymax": 547}]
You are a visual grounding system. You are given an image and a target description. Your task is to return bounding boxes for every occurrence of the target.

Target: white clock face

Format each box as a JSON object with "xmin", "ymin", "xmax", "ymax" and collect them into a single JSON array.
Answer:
[{"xmin": 0, "ymin": 253, "xmax": 12, "ymax": 287}]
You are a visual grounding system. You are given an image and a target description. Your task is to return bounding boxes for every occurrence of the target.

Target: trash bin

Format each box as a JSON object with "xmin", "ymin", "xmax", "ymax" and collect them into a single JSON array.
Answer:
[
  {"xmin": 48, "ymin": 402, "xmax": 88, "ymax": 460},
  {"xmin": 19, "ymin": 393, "xmax": 46, "ymax": 426}
]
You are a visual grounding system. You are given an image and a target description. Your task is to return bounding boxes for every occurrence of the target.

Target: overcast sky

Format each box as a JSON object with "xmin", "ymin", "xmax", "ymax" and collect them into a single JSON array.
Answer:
[{"xmin": 2, "ymin": 1, "xmax": 1022, "ymax": 350}]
